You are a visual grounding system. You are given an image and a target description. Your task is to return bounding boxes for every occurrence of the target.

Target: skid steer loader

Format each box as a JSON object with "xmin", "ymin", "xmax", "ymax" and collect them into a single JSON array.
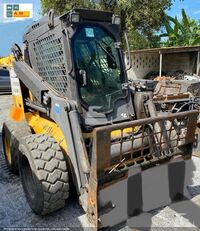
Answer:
[{"xmin": 2, "ymin": 8, "xmax": 199, "ymax": 228}]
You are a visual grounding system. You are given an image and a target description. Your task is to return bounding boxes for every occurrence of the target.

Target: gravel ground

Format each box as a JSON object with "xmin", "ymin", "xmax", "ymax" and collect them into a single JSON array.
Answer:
[
  {"xmin": 0, "ymin": 95, "xmax": 200, "ymax": 230},
  {"xmin": 0, "ymin": 94, "xmax": 12, "ymax": 131}
]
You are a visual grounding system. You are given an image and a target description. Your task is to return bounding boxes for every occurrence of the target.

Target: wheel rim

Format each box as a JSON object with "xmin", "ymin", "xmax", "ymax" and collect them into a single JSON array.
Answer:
[{"xmin": 3, "ymin": 136, "xmax": 12, "ymax": 165}]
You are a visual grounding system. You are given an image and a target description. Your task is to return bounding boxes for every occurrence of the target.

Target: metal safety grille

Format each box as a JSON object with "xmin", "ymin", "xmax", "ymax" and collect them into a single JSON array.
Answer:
[
  {"xmin": 93, "ymin": 110, "xmax": 198, "ymax": 174},
  {"xmin": 109, "ymin": 118, "xmax": 185, "ymax": 166},
  {"xmin": 34, "ymin": 34, "xmax": 68, "ymax": 95}
]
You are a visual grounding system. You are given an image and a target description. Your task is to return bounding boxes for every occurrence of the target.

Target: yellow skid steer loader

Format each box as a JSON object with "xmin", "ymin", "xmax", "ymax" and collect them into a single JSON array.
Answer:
[{"xmin": 2, "ymin": 8, "xmax": 198, "ymax": 229}]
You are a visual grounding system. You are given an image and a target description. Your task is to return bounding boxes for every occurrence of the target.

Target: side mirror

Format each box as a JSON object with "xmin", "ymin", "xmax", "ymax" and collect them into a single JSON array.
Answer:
[{"xmin": 79, "ymin": 69, "xmax": 87, "ymax": 87}]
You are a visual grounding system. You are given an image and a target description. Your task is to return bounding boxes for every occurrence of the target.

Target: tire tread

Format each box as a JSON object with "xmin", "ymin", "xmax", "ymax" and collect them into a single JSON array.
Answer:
[{"xmin": 20, "ymin": 134, "xmax": 69, "ymax": 215}]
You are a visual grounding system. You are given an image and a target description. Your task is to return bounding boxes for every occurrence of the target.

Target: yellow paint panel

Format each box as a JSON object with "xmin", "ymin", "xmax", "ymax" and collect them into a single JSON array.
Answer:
[
  {"xmin": 10, "ymin": 106, "xmax": 24, "ymax": 121},
  {"xmin": 10, "ymin": 95, "xmax": 25, "ymax": 121},
  {"xmin": 29, "ymin": 91, "xmax": 34, "ymax": 102},
  {"xmin": 83, "ymin": 127, "xmax": 138, "ymax": 140},
  {"xmin": 3, "ymin": 136, "xmax": 11, "ymax": 165},
  {"xmin": 111, "ymin": 127, "xmax": 136, "ymax": 138},
  {"xmin": 12, "ymin": 95, "xmax": 24, "ymax": 109},
  {"xmin": 25, "ymin": 113, "xmax": 68, "ymax": 153}
]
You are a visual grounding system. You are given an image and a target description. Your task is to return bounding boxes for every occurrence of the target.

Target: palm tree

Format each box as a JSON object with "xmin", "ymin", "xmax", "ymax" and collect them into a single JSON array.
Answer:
[{"xmin": 161, "ymin": 9, "xmax": 200, "ymax": 46}]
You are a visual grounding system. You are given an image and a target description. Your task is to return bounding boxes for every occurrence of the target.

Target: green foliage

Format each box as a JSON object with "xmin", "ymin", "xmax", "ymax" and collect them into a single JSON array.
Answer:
[
  {"xmin": 40, "ymin": 0, "xmax": 96, "ymax": 15},
  {"xmin": 161, "ymin": 9, "xmax": 200, "ymax": 46},
  {"xmin": 40, "ymin": 0, "xmax": 174, "ymax": 49}
]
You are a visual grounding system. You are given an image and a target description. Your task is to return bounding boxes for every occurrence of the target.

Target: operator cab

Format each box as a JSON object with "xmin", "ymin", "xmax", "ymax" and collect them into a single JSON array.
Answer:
[
  {"xmin": 72, "ymin": 24, "xmax": 126, "ymax": 112},
  {"xmin": 23, "ymin": 8, "xmax": 135, "ymax": 127},
  {"xmin": 63, "ymin": 9, "xmax": 135, "ymax": 126}
]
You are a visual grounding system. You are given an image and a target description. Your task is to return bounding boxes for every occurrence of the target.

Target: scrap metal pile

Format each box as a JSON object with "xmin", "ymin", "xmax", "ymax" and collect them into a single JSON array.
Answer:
[
  {"xmin": 130, "ymin": 71, "xmax": 200, "ymax": 158},
  {"xmin": 133, "ymin": 70, "xmax": 200, "ymax": 116},
  {"xmin": 145, "ymin": 70, "xmax": 200, "ymax": 81}
]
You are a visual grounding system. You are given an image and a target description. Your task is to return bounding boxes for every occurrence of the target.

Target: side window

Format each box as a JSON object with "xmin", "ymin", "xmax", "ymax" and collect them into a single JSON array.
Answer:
[
  {"xmin": 73, "ymin": 25, "xmax": 125, "ymax": 111},
  {"xmin": 75, "ymin": 43, "xmax": 92, "ymax": 69}
]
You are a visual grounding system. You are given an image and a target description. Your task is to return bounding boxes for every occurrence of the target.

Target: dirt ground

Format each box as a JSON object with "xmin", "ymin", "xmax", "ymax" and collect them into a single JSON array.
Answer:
[{"xmin": 0, "ymin": 94, "xmax": 200, "ymax": 230}]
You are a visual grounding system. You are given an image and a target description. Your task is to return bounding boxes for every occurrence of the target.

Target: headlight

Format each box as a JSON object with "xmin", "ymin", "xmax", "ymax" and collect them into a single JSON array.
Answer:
[
  {"xmin": 112, "ymin": 15, "xmax": 121, "ymax": 25},
  {"xmin": 69, "ymin": 12, "xmax": 80, "ymax": 23}
]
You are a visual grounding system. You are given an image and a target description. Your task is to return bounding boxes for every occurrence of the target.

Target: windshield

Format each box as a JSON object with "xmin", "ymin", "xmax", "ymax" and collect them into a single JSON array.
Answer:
[{"xmin": 72, "ymin": 24, "xmax": 126, "ymax": 112}]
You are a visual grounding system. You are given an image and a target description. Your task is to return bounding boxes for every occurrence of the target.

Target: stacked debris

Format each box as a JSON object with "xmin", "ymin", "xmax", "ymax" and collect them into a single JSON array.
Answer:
[{"xmin": 145, "ymin": 70, "xmax": 200, "ymax": 81}]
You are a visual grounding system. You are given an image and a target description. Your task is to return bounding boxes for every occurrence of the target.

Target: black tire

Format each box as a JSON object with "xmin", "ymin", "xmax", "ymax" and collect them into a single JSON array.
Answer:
[
  {"xmin": 2, "ymin": 120, "xmax": 31, "ymax": 174},
  {"xmin": 19, "ymin": 134, "xmax": 69, "ymax": 215}
]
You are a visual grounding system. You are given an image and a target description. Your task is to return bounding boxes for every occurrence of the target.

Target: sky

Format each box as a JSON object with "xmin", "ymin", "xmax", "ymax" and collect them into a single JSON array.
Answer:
[
  {"xmin": 167, "ymin": 0, "xmax": 200, "ymax": 19},
  {"xmin": 0, "ymin": 0, "xmax": 40, "ymax": 56},
  {"xmin": 0, "ymin": 0, "xmax": 200, "ymax": 56}
]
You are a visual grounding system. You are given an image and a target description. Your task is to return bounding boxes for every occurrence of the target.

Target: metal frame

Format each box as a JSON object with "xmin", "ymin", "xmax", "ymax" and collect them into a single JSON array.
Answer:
[
  {"xmin": 87, "ymin": 109, "xmax": 198, "ymax": 227},
  {"xmin": 197, "ymin": 50, "xmax": 200, "ymax": 76}
]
